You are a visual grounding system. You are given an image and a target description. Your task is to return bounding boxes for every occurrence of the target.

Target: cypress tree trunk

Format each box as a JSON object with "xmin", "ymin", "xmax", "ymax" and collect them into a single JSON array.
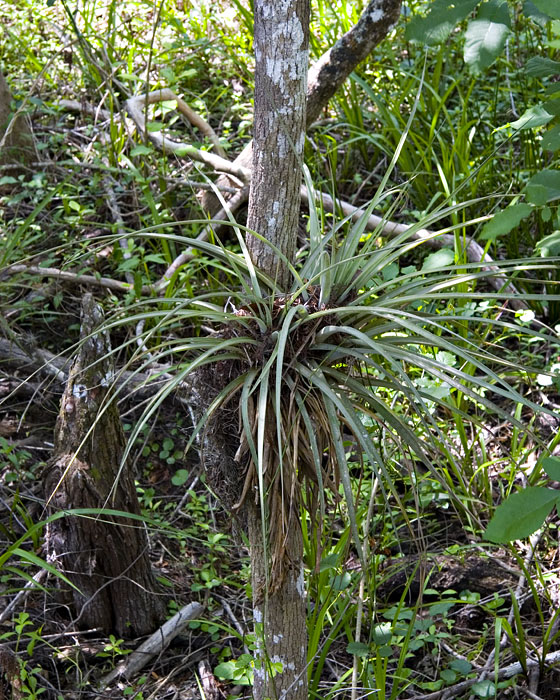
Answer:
[
  {"xmin": 43, "ymin": 294, "xmax": 165, "ymax": 638},
  {"xmin": 245, "ymin": 1, "xmax": 310, "ymax": 698},
  {"xmin": 0, "ymin": 69, "xmax": 37, "ymax": 170}
]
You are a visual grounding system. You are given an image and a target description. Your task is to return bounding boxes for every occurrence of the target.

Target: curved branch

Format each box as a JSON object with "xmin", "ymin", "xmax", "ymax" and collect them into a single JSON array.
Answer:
[
  {"xmin": 306, "ymin": 0, "xmax": 402, "ymax": 124},
  {"xmin": 125, "ymin": 91, "xmax": 248, "ymax": 181}
]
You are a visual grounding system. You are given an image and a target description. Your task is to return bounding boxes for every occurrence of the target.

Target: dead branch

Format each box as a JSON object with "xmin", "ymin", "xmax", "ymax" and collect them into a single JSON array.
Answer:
[
  {"xmin": 0, "ymin": 569, "xmax": 48, "ymax": 625},
  {"xmin": 99, "ymin": 601, "xmax": 204, "ymax": 686},
  {"xmin": 102, "ymin": 177, "xmax": 135, "ymax": 287},
  {"xmin": 125, "ymin": 90, "xmax": 248, "ymax": 181},
  {"xmin": 0, "ymin": 335, "xmax": 195, "ymax": 406},
  {"xmin": 408, "ymin": 648, "xmax": 560, "ymax": 700},
  {"xmin": 155, "ymin": 184, "xmax": 250, "ymax": 291},
  {"xmin": 121, "ymin": 84, "xmax": 525, "ymax": 304},
  {"xmin": 3, "ymin": 264, "xmax": 146, "ymax": 294},
  {"xmin": 198, "ymin": 660, "xmax": 220, "ymax": 700},
  {"xmin": 58, "ymin": 99, "xmax": 112, "ymax": 121},
  {"xmin": 143, "ymin": 88, "xmax": 227, "ymax": 158},
  {"xmin": 5, "ymin": 198, "xmax": 523, "ymax": 309}
]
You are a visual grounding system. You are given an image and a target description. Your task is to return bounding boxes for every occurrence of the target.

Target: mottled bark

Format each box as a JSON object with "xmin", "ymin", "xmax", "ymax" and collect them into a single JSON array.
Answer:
[
  {"xmin": 246, "ymin": 0, "xmax": 310, "ymax": 288},
  {"xmin": 245, "ymin": 1, "xmax": 309, "ymax": 698},
  {"xmin": 0, "ymin": 69, "xmax": 37, "ymax": 170},
  {"xmin": 249, "ymin": 500, "xmax": 307, "ymax": 700},
  {"xmin": 200, "ymin": 0, "xmax": 402, "ymax": 216},
  {"xmin": 43, "ymin": 294, "xmax": 165, "ymax": 638}
]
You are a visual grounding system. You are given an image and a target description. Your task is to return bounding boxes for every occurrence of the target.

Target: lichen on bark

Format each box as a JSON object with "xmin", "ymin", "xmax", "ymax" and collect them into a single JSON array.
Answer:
[{"xmin": 246, "ymin": 0, "xmax": 310, "ymax": 289}]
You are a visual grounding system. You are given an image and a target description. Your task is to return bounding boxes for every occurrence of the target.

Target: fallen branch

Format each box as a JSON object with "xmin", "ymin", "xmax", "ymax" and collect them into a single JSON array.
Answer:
[
  {"xmin": 3, "ymin": 264, "xmax": 144, "ymax": 294},
  {"xmin": 0, "ymin": 336, "xmax": 195, "ymax": 406},
  {"xmin": 0, "ymin": 569, "xmax": 48, "ymax": 625},
  {"xmin": 155, "ymin": 184, "xmax": 250, "ymax": 291},
  {"xmin": 99, "ymin": 601, "xmax": 204, "ymax": 687},
  {"xmin": 123, "ymin": 83, "xmax": 526, "ymax": 307},
  {"xmin": 408, "ymin": 648, "xmax": 560, "ymax": 700},
  {"xmin": 5, "ymin": 197, "xmax": 526, "ymax": 310},
  {"xmin": 102, "ymin": 177, "xmax": 135, "ymax": 287},
  {"xmin": 472, "ymin": 532, "xmax": 543, "ymax": 693},
  {"xmin": 198, "ymin": 660, "xmax": 221, "ymax": 700},
  {"xmin": 58, "ymin": 99, "xmax": 112, "ymax": 121},
  {"xmin": 125, "ymin": 90, "xmax": 248, "ymax": 181},
  {"xmin": 142, "ymin": 88, "xmax": 227, "ymax": 158}
]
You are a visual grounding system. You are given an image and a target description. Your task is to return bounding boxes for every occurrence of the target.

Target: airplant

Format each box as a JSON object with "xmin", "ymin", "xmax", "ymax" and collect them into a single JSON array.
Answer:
[
  {"xmin": 41, "ymin": 163, "xmax": 553, "ymax": 700},
  {"xmin": 105, "ymin": 187, "xmax": 558, "ymax": 596}
]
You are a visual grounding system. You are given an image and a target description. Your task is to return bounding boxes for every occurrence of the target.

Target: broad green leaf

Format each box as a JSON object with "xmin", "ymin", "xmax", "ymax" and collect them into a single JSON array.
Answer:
[
  {"xmin": 440, "ymin": 669, "xmax": 457, "ymax": 683},
  {"xmin": 522, "ymin": 1, "xmax": 551, "ymax": 23},
  {"xmin": 405, "ymin": 0, "xmax": 480, "ymax": 45},
  {"xmin": 214, "ymin": 662, "xmax": 235, "ymax": 680},
  {"xmin": 525, "ymin": 169, "xmax": 560, "ymax": 205},
  {"xmin": 144, "ymin": 253, "xmax": 167, "ymax": 263},
  {"xmin": 146, "ymin": 121, "xmax": 164, "ymax": 132},
  {"xmin": 372, "ymin": 622, "xmax": 393, "ymax": 645},
  {"xmin": 509, "ymin": 105, "xmax": 554, "ymax": 130},
  {"xmin": 484, "ymin": 487, "xmax": 558, "ymax": 542},
  {"xmin": 450, "ymin": 658, "xmax": 473, "ymax": 674},
  {"xmin": 526, "ymin": 56, "xmax": 560, "ymax": 78},
  {"xmin": 464, "ymin": 0, "xmax": 511, "ymax": 73},
  {"xmin": 347, "ymin": 642, "xmax": 370, "ymax": 657},
  {"xmin": 528, "ymin": 0, "xmax": 560, "ymax": 19},
  {"xmin": 422, "ymin": 248, "xmax": 454, "ymax": 271},
  {"xmin": 480, "ymin": 203, "xmax": 532, "ymax": 241},
  {"xmin": 332, "ymin": 572, "xmax": 352, "ymax": 590},
  {"xmin": 542, "ymin": 456, "xmax": 560, "ymax": 481},
  {"xmin": 472, "ymin": 680, "xmax": 496, "ymax": 698},
  {"xmin": 130, "ymin": 145, "xmax": 153, "ymax": 157},
  {"xmin": 544, "ymin": 99, "xmax": 560, "ymax": 116},
  {"xmin": 378, "ymin": 645, "xmax": 394, "ymax": 658},
  {"xmin": 318, "ymin": 553, "xmax": 339, "ymax": 572},
  {"xmin": 171, "ymin": 469, "xmax": 189, "ymax": 486},
  {"xmin": 542, "ymin": 125, "xmax": 560, "ymax": 152}
]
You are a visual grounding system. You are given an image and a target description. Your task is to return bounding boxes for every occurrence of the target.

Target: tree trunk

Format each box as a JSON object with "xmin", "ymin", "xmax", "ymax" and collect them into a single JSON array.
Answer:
[
  {"xmin": 43, "ymin": 294, "xmax": 165, "ymax": 639},
  {"xmin": 0, "ymin": 69, "xmax": 37, "ymax": 171},
  {"xmin": 246, "ymin": 0, "xmax": 310, "ymax": 288},
  {"xmin": 248, "ymin": 501, "xmax": 307, "ymax": 700},
  {"xmin": 200, "ymin": 0, "xmax": 402, "ymax": 216},
  {"xmin": 245, "ymin": 1, "xmax": 309, "ymax": 698}
]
